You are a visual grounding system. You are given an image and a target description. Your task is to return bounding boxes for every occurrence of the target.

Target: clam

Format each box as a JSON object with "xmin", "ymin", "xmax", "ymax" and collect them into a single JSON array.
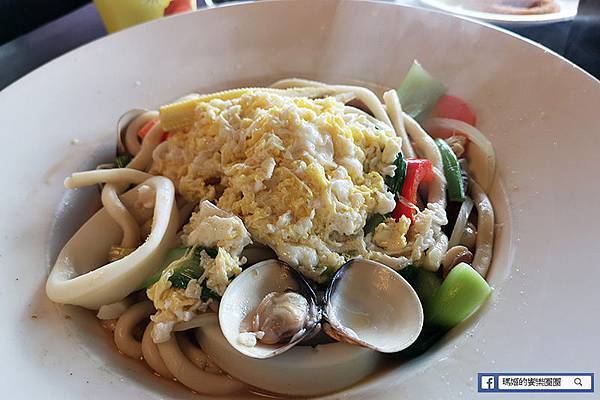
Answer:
[
  {"xmin": 219, "ymin": 260, "xmax": 321, "ymax": 359},
  {"xmin": 116, "ymin": 108, "xmax": 150, "ymax": 156},
  {"xmin": 219, "ymin": 258, "xmax": 424, "ymax": 359}
]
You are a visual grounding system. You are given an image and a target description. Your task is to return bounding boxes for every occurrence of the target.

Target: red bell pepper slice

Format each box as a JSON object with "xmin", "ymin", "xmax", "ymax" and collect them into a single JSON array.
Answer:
[
  {"xmin": 138, "ymin": 119, "xmax": 169, "ymax": 142},
  {"xmin": 138, "ymin": 119, "xmax": 158, "ymax": 139},
  {"xmin": 391, "ymin": 159, "xmax": 434, "ymax": 221}
]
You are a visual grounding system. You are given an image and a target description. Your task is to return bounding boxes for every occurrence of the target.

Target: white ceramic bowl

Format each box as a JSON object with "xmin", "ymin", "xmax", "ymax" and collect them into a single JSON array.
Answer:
[{"xmin": 0, "ymin": 1, "xmax": 599, "ymax": 399}]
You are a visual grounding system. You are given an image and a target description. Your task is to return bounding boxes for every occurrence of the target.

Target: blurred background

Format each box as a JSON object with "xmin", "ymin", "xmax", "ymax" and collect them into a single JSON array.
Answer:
[
  {"xmin": 0, "ymin": 0, "xmax": 598, "ymax": 89},
  {"xmin": 1, "ymin": 0, "xmax": 90, "ymax": 43}
]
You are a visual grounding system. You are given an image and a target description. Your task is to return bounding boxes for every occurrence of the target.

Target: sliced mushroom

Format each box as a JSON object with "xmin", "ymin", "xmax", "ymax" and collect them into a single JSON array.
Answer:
[
  {"xmin": 445, "ymin": 135, "xmax": 467, "ymax": 158},
  {"xmin": 442, "ymin": 245, "xmax": 473, "ymax": 277},
  {"xmin": 460, "ymin": 222, "xmax": 477, "ymax": 250}
]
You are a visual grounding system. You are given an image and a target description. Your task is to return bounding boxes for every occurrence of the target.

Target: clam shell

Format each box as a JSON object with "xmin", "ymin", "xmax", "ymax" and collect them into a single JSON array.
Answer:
[
  {"xmin": 324, "ymin": 259, "xmax": 424, "ymax": 353},
  {"xmin": 218, "ymin": 259, "xmax": 321, "ymax": 359},
  {"xmin": 116, "ymin": 108, "xmax": 148, "ymax": 155}
]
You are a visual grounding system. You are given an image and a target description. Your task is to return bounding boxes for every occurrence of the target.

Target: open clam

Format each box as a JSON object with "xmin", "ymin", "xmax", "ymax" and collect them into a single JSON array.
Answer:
[
  {"xmin": 219, "ymin": 258, "xmax": 424, "ymax": 359},
  {"xmin": 116, "ymin": 108, "xmax": 156, "ymax": 156},
  {"xmin": 219, "ymin": 260, "xmax": 321, "ymax": 359}
]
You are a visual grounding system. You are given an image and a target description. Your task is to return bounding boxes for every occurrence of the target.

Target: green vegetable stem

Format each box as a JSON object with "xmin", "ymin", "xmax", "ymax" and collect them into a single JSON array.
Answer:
[
  {"xmin": 436, "ymin": 138, "xmax": 466, "ymax": 202},
  {"xmin": 397, "ymin": 61, "xmax": 447, "ymax": 122}
]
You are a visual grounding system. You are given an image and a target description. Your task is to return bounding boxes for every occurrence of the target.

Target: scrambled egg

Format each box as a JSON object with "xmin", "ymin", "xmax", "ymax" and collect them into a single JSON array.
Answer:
[
  {"xmin": 183, "ymin": 200, "xmax": 251, "ymax": 257},
  {"xmin": 367, "ymin": 204, "xmax": 448, "ymax": 270},
  {"xmin": 203, "ymin": 247, "xmax": 243, "ymax": 296},
  {"xmin": 152, "ymin": 91, "xmax": 402, "ymax": 281},
  {"xmin": 408, "ymin": 203, "xmax": 448, "ymax": 270},
  {"xmin": 148, "ymin": 272, "xmax": 210, "ymax": 343},
  {"xmin": 148, "ymin": 202, "xmax": 249, "ymax": 343},
  {"xmin": 372, "ymin": 216, "xmax": 411, "ymax": 255}
]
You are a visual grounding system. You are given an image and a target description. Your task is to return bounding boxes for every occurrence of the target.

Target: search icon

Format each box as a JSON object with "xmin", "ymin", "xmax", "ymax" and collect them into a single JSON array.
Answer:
[{"xmin": 574, "ymin": 377, "xmax": 583, "ymax": 386}]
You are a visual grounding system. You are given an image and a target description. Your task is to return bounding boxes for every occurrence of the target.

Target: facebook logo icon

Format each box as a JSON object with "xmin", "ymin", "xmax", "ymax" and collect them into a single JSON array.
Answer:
[{"xmin": 480, "ymin": 375, "xmax": 496, "ymax": 391}]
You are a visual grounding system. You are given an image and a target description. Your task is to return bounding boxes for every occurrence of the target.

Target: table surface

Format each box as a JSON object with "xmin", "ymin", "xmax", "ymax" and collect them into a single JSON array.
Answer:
[{"xmin": 1, "ymin": 1, "xmax": 599, "ymax": 91}]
